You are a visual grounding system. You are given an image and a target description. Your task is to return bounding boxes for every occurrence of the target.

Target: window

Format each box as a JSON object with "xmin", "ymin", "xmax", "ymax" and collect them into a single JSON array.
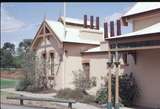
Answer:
[
  {"xmin": 110, "ymin": 40, "xmax": 160, "ymax": 49},
  {"xmin": 82, "ymin": 63, "xmax": 90, "ymax": 80},
  {"xmin": 50, "ymin": 52, "xmax": 54, "ymax": 75},
  {"xmin": 42, "ymin": 52, "xmax": 46, "ymax": 59},
  {"xmin": 45, "ymin": 27, "xmax": 50, "ymax": 33},
  {"xmin": 50, "ymin": 52, "xmax": 54, "ymax": 59}
]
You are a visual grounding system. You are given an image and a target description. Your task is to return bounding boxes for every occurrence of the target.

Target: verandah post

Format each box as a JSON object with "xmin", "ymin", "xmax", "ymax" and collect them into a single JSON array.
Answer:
[{"xmin": 107, "ymin": 50, "xmax": 113, "ymax": 109}]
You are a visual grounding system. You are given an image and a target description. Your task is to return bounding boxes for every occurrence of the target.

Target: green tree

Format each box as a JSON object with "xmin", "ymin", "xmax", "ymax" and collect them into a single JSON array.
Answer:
[
  {"xmin": 0, "ymin": 48, "xmax": 15, "ymax": 68},
  {"xmin": 18, "ymin": 39, "xmax": 32, "ymax": 55},
  {"xmin": 15, "ymin": 39, "xmax": 33, "ymax": 68},
  {"xmin": 0, "ymin": 42, "xmax": 16, "ymax": 68},
  {"xmin": 3, "ymin": 42, "xmax": 15, "ymax": 55}
]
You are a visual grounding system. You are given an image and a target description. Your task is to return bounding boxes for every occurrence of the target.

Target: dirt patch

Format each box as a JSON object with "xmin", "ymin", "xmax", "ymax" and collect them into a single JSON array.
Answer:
[{"xmin": 1, "ymin": 69, "xmax": 25, "ymax": 79}]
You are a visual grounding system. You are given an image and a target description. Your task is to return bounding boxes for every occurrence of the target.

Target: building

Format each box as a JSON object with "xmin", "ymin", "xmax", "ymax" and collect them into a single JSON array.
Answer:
[
  {"xmin": 30, "ymin": 2, "xmax": 160, "ymax": 108},
  {"xmin": 106, "ymin": 2, "xmax": 160, "ymax": 108},
  {"xmin": 30, "ymin": 15, "xmax": 105, "ymax": 90}
]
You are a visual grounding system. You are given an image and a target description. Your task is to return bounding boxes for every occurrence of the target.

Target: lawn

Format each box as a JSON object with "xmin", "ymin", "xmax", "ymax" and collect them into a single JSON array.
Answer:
[{"xmin": 0, "ymin": 78, "xmax": 19, "ymax": 89}]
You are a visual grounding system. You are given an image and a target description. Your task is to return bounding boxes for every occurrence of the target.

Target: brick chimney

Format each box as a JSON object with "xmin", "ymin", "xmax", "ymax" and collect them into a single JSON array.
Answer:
[
  {"xmin": 84, "ymin": 15, "xmax": 87, "ymax": 28},
  {"xmin": 110, "ymin": 21, "xmax": 115, "ymax": 37},
  {"xmin": 104, "ymin": 22, "xmax": 108, "ymax": 39},
  {"xmin": 90, "ymin": 16, "xmax": 94, "ymax": 29},
  {"xmin": 116, "ymin": 20, "xmax": 121, "ymax": 35},
  {"xmin": 96, "ymin": 17, "xmax": 99, "ymax": 30}
]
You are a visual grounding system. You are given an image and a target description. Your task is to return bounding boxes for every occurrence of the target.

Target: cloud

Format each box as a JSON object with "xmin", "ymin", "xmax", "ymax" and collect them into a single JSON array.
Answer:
[{"xmin": 1, "ymin": 5, "xmax": 26, "ymax": 32}]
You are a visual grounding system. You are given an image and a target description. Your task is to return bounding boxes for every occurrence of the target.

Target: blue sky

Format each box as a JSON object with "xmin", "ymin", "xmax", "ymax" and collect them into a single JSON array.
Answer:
[{"xmin": 1, "ymin": 2, "xmax": 135, "ymax": 48}]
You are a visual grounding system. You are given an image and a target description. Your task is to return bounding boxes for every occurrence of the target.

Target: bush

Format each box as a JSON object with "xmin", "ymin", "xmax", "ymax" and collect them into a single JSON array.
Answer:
[
  {"xmin": 95, "ymin": 73, "xmax": 139, "ymax": 106},
  {"xmin": 95, "ymin": 87, "xmax": 108, "ymax": 104},
  {"xmin": 72, "ymin": 69, "xmax": 97, "ymax": 91},
  {"xmin": 56, "ymin": 88, "xmax": 96, "ymax": 103}
]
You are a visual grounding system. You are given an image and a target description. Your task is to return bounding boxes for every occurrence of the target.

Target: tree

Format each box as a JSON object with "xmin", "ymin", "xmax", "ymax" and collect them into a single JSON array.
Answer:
[
  {"xmin": 0, "ymin": 42, "xmax": 15, "ymax": 68},
  {"xmin": 18, "ymin": 39, "xmax": 32, "ymax": 54},
  {"xmin": 16, "ymin": 50, "xmax": 56, "ymax": 91},
  {"xmin": 3, "ymin": 42, "xmax": 15, "ymax": 55},
  {"xmin": 15, "ymin": 39, "xmax": 33, "ymax": 68}
]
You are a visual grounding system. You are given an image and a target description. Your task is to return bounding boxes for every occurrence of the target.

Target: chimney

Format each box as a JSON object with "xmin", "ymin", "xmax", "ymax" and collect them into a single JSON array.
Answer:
[
  {"xmin": 110, "ymin": 21, "xmax": 115, "ymax": 37},
  {"xmin": 96, "ymin": 17, "xmax": 99, "ymax": 30},
  {"xmin": 104, "ymin": 22, "xmax": 108, "ymax": 39},
  {"xmin": 84, "ymin": 15, "xmax": 87, "ymax": 28},
  {"xmin": 90, "ymin": 16, "xmax": 94, "ymax": 29},
  {"xmin": 116, "ymin": 20, "xmax": 121, "ymax": 35}
]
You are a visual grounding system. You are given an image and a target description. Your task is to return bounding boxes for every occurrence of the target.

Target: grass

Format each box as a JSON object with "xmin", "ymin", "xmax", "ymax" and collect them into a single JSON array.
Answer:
[{"xmin": 0, "ymin": 78, "xmax": 19, "ymax": 89}]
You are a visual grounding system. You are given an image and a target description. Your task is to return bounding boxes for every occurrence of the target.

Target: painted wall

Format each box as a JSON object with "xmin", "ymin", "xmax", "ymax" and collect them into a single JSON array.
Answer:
[
  {"xmin": 82, "ymin": 52, "xmax": 127, "ymax": 95},
  {"xmin": 132, "ymin": 13, "xmax": 160, "ymax": 31},
  {"xmin": 63, "ymin": 43, "xmax": 98, "ymax": 89},
  {"xmin": 126, "ymin": 12, "xmax": 160, "ymax": 107},
  {"xmin": 35, "ymin": 35, "xmax": 64, "ymax": 90},
  {"xmin": 131, "ymin": 49, "xmax": 160, "ymax": 108}
]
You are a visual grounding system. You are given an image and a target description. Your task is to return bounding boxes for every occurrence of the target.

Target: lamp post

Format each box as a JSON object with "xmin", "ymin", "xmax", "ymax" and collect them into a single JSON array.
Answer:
[
  {"xmin": 114, "ymin": 42, "xmax": 120, "ymax": 109},
  {"xmin": 107, "ymin": 50, "xmax": 112, "ymax": 109}
]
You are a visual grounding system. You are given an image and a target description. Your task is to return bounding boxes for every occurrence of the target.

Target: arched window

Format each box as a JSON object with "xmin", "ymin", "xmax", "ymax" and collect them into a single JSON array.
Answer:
[
  {"xmin": 49, "ymin": 51, "xmax": 54, "ymax": 75},
  {"xmin": 42, "ymin": 52, "xmax": 46, "ymax": 59},
  {"xmin": 82, "ymin": 62, "xmax": 90, "ymax": 80}
]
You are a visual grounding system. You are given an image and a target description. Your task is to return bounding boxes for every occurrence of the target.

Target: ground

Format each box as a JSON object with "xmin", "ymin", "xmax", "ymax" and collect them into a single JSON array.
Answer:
[
  {"xmin": 0, "ymin": 69, "xmax": 151, "ymax": 109},
  {"xmin": 1, "ymin": 104, "xmax": 46, "ymax": 109}
]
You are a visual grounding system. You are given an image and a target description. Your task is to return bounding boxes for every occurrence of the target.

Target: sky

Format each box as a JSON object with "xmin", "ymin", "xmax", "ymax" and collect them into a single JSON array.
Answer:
[{"xmin": 1, "ymin": 2, "xmax": 135, "ymax": 48}]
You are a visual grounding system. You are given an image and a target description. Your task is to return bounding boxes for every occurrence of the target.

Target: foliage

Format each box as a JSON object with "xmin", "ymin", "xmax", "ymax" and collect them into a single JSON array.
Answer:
[
  {"xmin": 95, "ymin": 73, "xmax": 139, "ymax": 106},
  {"xmin": 17, "ymin": 39, "xmax": 32, "ymax": 55},
  {"xmin": 3, "ymin": 42, "xmax": 15, "ymax": 55},
  {"xmin": 0, "ymin": 48, "xmax": 15, "ymax": 68},
  {"xmin": 16, "ymin": 39, "xmax": 33, "ymax": 68},
  {"xmin": 56, "ymin": 88, "xmax": 96, "ymax": 103},
  {"xmin": 16, "ymin": 50, "xmax": 56, "ymax": 92},
  {"xmin": 72, "ymin": 69, "xmax": 97, "ymax": 91},
  {"xmin": 95, "ymin": 87, "xmax": 108, "ymax": 104},
  {"xmin": 16, "ymin": 51, "xmax": 36, "ymax": 91}
]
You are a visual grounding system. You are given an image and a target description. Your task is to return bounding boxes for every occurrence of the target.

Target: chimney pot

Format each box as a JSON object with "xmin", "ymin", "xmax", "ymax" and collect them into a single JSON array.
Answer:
[
  {"xmin": 96, "ymin": 17, "xmax": 99, "ymax": 30},
  {"xmin": 84, "ymin": 15, "xmax": 87, "ymax": 28},
  {"xmin": 116, "ymin": 20, "xmax": 121, "ymax": 35},
  {"xmin": 90, "ymin": 16, "xmax": 94, "ymax": 29},
  {"xmin": 110, "ymin": 21, "xmax": 115, "ymax": 37},
  {"xmin": 104, "ymin": 22, "xmax": 108, "ymax": 39}
]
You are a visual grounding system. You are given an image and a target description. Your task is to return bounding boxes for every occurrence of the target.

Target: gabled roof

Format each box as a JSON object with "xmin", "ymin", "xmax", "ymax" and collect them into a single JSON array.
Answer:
[
  {"xmin": 106, "ymin": 22, "xmax": 160, "ymax": 40},
  {"xmin": 44, "ymin": 19, "xmax": 100, "ymax": 45},
  {"xmin": 58, "ymin": 16, "xmax": 91, "ymax": 26},
  {"xmin": 123, "ymin": 2, "xmax": 160, "ymax": 17}
]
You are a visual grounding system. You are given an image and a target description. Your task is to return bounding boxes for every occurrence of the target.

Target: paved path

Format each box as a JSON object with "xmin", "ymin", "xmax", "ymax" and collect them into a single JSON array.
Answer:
[{"xmin": 1, "ymin": 104, "xmax": 46, "ymax": 109}]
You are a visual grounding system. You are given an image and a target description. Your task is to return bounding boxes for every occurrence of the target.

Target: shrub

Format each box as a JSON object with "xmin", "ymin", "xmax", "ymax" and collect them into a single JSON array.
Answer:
[
  {"xmin": 72, "ymin": 69, "xmax": 97, "ymax": 91},
  {"xmin": 95, "ymin": 73, "xmax": 139, "ymax": 106},
  {"xmin": 95, "ymin": 87, "xmax": 108, "ymax": 104},
  {"xmin": 56, "ymin": 88, "xmax": 96, "ymax": 103}
]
